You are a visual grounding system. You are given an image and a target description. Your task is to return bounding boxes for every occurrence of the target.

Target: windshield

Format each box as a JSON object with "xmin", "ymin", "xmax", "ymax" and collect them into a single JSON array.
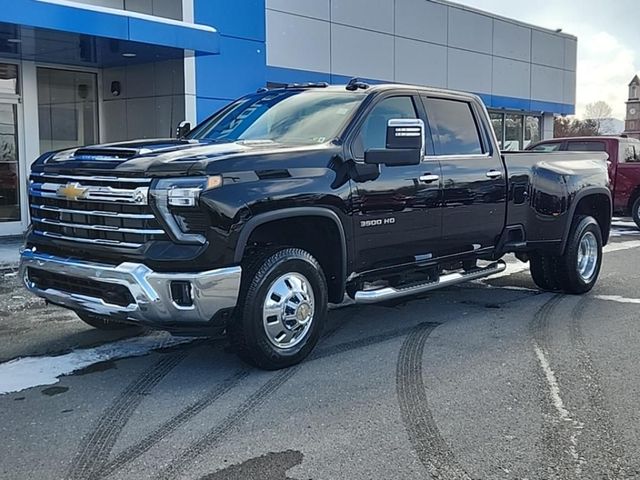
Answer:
[{"xmin": 188, "ymin": 90, "xmax": 365, "ymax": 145}]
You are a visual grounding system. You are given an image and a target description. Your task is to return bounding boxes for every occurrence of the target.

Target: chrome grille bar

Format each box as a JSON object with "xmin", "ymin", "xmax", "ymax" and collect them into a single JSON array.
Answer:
[
  {"xmin": 33, "ymin": 231, "xmax": 144, "ymax": 248},
  {"xmin": 32, "ymin": 217, "xmax": 165, "ymax": 235},
  {"xmin": 31, "ymin": 204, "xmax": 155, "ymax": 220}
]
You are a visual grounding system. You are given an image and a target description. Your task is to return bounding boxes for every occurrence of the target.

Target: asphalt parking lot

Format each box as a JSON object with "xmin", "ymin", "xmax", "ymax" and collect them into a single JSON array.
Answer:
[{"xmin": 1, "ymin": 218, "xmax": 640, "ymax": 480}]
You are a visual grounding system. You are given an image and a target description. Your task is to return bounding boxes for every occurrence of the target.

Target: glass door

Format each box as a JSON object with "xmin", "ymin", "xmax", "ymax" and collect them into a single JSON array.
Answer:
[
  {"xmin": 0, "ymin": 103, "xmax": 19, "ymax": 225},
  {"xmin": 37, "ymin": 68, "xmax": 98, "ymax": 153},
  {"xmin": 0, "ymin": 62, "xmax": 23, "ymax": 235}
]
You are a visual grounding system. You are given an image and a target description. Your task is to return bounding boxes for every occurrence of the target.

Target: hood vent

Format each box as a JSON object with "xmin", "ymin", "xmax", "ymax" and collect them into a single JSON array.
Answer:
[{"xmin": 73, "ymin": 148, "xmax": 141, "ymax": 161}]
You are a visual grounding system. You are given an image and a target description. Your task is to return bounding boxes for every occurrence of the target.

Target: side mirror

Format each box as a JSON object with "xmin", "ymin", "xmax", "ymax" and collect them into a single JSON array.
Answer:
[
  {"xmin": 364, "ymin": 118, "xmax": 424, "ymax": 167},
  {"xmin": 176, "ymin": 121, "xmax": 191, "ymax": 139}
]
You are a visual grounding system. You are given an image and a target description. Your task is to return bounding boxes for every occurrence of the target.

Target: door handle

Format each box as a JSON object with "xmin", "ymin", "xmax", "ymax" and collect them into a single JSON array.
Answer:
[
  {"xmin": 486, "ymin": 170, "xmax": 503, "ymax": 179},
  {"xmin": 418, "ymin": 174, "xmax": 440, "ymax": 183}
]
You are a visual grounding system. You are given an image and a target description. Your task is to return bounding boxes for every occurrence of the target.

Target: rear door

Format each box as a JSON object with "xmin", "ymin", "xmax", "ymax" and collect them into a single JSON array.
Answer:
[{"xmin": 421, "ymin": 95, "xmax": 507, "ymax": 255}]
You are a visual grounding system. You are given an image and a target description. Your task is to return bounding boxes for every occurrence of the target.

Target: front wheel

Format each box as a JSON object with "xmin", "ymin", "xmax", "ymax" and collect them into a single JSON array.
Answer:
[{"xmin": 230, "ymin": 247, "xmax": 328, "ymax": 370}]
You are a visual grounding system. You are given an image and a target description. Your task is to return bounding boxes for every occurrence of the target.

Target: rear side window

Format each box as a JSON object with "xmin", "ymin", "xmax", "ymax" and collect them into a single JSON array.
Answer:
[
  {"xmin": 566, "ymin": 141, "xmax": 606, "ymax": 152},
  {"xmin": 531, "ymin": 142, "xmax": 562, "ymax": 152},
  {"xmin": 423, "ymin": 98, "xmax": 483, "ymax": 156},
  {"xmin": 622, "ymin": 143, "xmax": 640, "ymax": 163}
]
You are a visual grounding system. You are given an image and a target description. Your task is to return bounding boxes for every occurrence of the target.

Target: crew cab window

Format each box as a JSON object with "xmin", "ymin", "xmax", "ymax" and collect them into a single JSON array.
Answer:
[
  {"xmin": 354, "ymin": 96, "xmax": 418, "ymax": 157},
  {"xmin": 530, "ymin": 142, "xmax": 562, "ymax": 152},
  {"xmin": 566, "ymin": 141, "xmax": 606, "ymax": 152},
  {"xmin": 423, "ymin": 98, "xmax": 483, "ymax": 156}
]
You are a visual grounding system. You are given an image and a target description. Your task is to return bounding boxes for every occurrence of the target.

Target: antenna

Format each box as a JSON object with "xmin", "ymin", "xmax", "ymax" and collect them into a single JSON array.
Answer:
[{"xmin": 346, "ymin": 78, "xmax": 370, "ymax": 91}]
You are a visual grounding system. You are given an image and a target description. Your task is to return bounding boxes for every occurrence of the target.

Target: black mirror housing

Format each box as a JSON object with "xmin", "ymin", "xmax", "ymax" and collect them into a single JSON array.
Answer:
[
  {"xmin": 176, "ymin": 121, "xmax": 191, "ymax": 139},
  {"xmin": 364, "ymin": 118, "xmax": 424, "ymax": 167}
]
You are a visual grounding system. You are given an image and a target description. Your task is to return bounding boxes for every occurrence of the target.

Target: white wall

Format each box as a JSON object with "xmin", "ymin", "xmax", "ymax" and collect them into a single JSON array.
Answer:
[{"xmin": 265, "ymin": 0, "xmax": 577, "ymax": 109}]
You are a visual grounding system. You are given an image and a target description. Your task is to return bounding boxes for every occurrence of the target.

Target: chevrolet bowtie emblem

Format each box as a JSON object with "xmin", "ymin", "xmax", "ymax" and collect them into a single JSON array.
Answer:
[{"xmin": 57, "ymin": 182, "xmax": 88, "ymax": 201}]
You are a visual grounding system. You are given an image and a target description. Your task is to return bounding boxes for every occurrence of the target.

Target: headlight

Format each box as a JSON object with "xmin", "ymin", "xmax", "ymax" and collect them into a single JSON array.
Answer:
[{"xmin": 150, "ymin": 176, "xmax": 222, "ymax": 244}]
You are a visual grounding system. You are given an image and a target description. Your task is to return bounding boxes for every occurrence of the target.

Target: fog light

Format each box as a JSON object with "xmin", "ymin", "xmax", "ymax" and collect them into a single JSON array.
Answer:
[{"xmin": 170, "ymin": 281, "xmax": 193, "ymax": 308}]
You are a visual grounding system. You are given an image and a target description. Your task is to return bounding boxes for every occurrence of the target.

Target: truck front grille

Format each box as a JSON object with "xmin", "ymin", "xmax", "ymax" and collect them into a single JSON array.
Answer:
[{"xmin": 29, "ymin": 172, "xmax": 166, "ymax": 249}]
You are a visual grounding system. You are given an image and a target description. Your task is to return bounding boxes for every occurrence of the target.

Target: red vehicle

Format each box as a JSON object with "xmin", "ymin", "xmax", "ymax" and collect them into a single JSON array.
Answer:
[{"xmin": 528, "ymin": 136, "xmax": 640, "ymax": 228}]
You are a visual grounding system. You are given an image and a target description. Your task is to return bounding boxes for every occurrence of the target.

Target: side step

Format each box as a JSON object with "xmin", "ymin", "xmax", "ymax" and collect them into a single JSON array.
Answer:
[{"xmin": 354, "ymin": 260, "xmax": 507, "ymax": 304}]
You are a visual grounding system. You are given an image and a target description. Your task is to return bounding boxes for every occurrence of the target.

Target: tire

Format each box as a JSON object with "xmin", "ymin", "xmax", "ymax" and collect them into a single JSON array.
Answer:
[
  {"xmin": 529, "ymin": 253, "xmax": 561, "ymax": 292},
  {"xmin": 530, "ymin": 215, "xmax": 602, "ymax": 295},
  {"xmin": 76, "ymin": 312, "xmax": 137, "ymax": 331},
  {"xmin": 632, "ymin": 197, "xmax": 640, "ymax": 230},
  {"xmin": 230, "ymin": 247, "xmax": 328, "ymax": 370}
]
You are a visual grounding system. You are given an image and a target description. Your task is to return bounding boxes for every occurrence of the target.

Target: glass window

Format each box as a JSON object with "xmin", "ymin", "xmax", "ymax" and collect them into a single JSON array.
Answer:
[
  {"xmin": 424, "ymin": 98, "xmax": 483, "ymax": 155},
  {"xmin": 0, "ymin": 63, "xmax": 18, "ymax": 96},
  {"xmin": 37, "ymin": 68, "xmax": 99, "ymax": 153},
  {"xmin": 190, "ymin": 90, "xmax": 365, "ymax": 146},
  {"xmin": 621, "ymin": 144, "xmax": 640, "ymax": 163},
  {"xmin": 524, "ymin": 115, "xmax": 541, "ymax": 148},
  {"xmin": 354, "ymin": 96, "xmax": 418, "ymax": 156},
  {"xmin": 566, "ymin": 141, "xmax": 606, "ymax": 152},
  {"xmin": 489, "ymin": 112, "xmax": 504, "ymax": 149},
  {"xmin": 530, "ymin": 142, "xmax": 562, "ymax": 152},
  {"xmin": 504, "ymin": 114, "xmax": 523, "ymax": 151},
  {"xmin": 0, "ymin": 103, "xmax": 19, "ymax": 222}
]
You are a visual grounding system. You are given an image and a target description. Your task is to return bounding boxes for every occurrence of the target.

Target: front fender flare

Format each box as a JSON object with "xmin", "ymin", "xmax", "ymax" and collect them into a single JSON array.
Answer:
[{"xmin": 233, "ymin": 207, "xmax": 348, "ymax": 294}]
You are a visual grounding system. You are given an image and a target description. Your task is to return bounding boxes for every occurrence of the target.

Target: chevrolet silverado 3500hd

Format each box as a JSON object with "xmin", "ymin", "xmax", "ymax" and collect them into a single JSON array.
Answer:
[{"xmin": 20, "ymin": 81, "xmax": 611, "ymax": 369}]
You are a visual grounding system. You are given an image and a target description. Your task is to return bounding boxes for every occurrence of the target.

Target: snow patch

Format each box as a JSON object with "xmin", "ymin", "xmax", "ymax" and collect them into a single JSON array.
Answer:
[
  {"xmin": 595, "ymin": 294, "xmax": 640, "ymax": 304},
  {"xmin": 0, "ymin": 333, "xmax": 196, "ymax": 395},
  {"xmin": 604, "ymin": 240, "xmax": 640, "ymax": 253}
]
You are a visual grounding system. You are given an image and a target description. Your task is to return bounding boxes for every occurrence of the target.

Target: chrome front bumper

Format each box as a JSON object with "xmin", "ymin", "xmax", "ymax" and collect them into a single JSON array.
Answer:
[{"xmin": 19, "ymin": 250, "xmax": 242, "ymax": 327}]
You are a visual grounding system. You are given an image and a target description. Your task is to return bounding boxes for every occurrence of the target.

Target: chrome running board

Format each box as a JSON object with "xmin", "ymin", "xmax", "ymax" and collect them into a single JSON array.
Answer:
[{"xmin": 354, "ymin": 260, "xmax": 507, "ymax": 304}]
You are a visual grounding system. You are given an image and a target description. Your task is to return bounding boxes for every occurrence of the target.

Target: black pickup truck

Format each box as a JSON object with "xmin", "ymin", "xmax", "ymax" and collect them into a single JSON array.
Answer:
[{"xmin": 20, "ymin": 81, "xmax": 611, "ymax": 369}]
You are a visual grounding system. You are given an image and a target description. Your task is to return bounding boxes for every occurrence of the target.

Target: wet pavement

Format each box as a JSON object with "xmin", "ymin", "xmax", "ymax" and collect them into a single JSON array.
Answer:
[{"xmin": 1, "ymin": 220, "xmax": 640, "ymax": 479}]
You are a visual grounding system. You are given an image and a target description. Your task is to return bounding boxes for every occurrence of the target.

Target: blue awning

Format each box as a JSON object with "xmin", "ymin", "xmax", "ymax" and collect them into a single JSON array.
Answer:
[{"xmin": 1, "ymin": 0, "xmax": 219, "ymax": 66}]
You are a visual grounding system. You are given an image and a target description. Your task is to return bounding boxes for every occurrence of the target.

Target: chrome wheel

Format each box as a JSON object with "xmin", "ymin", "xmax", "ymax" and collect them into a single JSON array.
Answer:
[
  {"xmin": 577, "ymin": 231, "xmax": 598, "ymax": 282},
  {"xmin": 262, "ymin": 272, "xmax": 315, "ymax": 349}
]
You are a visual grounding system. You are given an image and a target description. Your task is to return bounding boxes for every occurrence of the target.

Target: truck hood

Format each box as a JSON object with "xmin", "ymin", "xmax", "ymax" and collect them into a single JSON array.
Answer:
[{"xmin": 37, "ymin": 138, "xmax": 320, "ymax": 176}]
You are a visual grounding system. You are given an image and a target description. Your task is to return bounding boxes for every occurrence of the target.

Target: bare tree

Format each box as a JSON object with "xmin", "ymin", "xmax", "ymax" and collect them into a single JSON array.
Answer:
[
  {"xmin": 554, "ymin": 117, "xmax": 599, "ymax": 138},
  {"xmin": 585, "ymin": 101, "xmax": 613, "ymax": 134}
]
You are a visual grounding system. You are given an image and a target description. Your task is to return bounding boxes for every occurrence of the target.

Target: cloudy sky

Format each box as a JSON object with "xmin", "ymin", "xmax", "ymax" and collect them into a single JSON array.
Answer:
[{"xmin": 457, "ymin": 0, "xmax": 638, "ymax": 120}]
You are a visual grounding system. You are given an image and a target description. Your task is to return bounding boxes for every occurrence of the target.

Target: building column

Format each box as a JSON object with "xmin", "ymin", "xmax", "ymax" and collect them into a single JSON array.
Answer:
[
  {"xmin": 542, "ymin": 112, "xmax": 555, "ymax": 139},
  {"xmin": 182, "ymin": 0, "xmax": 197, "ymax": 126}
]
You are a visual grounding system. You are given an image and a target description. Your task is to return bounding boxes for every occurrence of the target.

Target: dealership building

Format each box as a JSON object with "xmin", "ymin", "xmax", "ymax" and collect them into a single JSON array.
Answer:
[{"xmin": 0, "ymin": 0, "xmax": 576, "ymax": 237}]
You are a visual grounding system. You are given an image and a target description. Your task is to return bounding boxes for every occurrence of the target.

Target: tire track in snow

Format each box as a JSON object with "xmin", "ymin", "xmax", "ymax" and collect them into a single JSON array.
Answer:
[{"xmin": 396, "ymin": 322, "xmax": 472, "ymax": 480}]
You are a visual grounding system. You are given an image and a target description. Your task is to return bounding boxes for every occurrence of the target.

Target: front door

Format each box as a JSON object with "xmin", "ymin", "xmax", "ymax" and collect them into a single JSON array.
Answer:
[
  {"xmin": 421, "ymin": 95, "xmax": 506, "ymax": 255},
  {"xmin": 350, "ymin": 94, "xmax": 442, "ymax": 273}
]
